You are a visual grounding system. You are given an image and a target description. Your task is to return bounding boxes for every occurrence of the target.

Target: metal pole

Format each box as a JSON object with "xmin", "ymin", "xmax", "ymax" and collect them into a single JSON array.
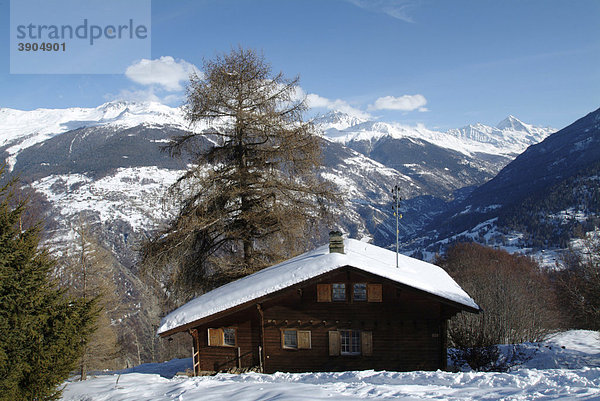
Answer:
[
  {"xmin": 396, "ymin": 188, "xmax": 399, "ymax": 269},
  {"xmin": 392, "ymin": 185, "xmax": 402, "ymax": 269}
]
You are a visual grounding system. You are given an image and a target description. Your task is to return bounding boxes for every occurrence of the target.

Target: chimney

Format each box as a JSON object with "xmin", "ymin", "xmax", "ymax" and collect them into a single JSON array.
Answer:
[{"xmin": 329, "ymin": 231, "xmax": 344, "ymax": 254}]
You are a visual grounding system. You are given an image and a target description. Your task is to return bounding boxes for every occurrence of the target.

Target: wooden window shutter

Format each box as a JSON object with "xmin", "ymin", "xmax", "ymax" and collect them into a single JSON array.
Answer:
[
  {"xmin": 298, "ymin": 330, "xmax": 311, "ymax": 349},
  {"xmin": 367, "ymin": 284, "xmax": 382, "ymax": 302},
  {"xmin": 361, "ymin": 331, "xmax": 373, "ymax": 356},
  {"xmin": 328, "ymin": 331, "xmax": 340, "ymax": 356},
  {"xmin": 317, "ymin": 284, "xmax": 332, "ymax": 302},
  {"xmin": 208, "ymin": 328, "xmax": 223, "ymax": 346}
]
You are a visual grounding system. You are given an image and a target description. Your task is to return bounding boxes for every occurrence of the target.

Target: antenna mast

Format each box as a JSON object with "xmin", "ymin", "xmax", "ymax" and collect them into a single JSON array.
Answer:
[{"xmin": 392, "ymin": 185, "xmax": 402, "ymax": 268}]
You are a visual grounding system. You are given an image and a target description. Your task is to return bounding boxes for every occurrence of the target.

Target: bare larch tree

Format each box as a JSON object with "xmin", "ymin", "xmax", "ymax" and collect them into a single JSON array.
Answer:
[
  {"xmin": 58, "ymin": 219, "xmax": 120, "ymax": 379},
  {"xmin": 143, "ymin": 47, "xmax": 337, "ymax": 299}
]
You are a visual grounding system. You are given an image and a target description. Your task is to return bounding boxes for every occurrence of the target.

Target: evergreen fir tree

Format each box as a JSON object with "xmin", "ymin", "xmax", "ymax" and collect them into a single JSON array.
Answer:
[{"xmin": 0, "ymin": 172, "xmax": 98, "ymax": 400}]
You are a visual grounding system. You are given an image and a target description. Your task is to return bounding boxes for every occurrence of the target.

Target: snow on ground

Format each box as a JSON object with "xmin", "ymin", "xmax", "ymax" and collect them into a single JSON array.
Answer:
[
  {"xmin": 33, "ymin": 167, "xmax": 182, "ymax": 233},
  {"xmin": 61, "ymin": 330, "xmax": 600, "ymax": 401}
]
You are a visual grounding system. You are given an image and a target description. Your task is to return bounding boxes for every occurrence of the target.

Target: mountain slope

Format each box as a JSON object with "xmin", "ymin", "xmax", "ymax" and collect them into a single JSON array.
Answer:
[
  {"xmin": 410, "ymin": 107, "xmax": 600, "ymax": 262},
  {"xmin": 467, "ymin": 108, "xmax": 600, "ymax": 209},
  {"xmin": 317, "ymin": 112, "xmax": 554, "ymax": 200},
  {"xmin": 0, "ymin": 101, "xmax": 189, "ymax": 169}
]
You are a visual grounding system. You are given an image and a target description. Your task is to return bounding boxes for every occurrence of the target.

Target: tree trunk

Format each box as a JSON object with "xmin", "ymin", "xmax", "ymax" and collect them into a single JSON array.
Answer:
[{"xmin": 80, "ymin": 354, "xmax": 87, "ymax": 381}]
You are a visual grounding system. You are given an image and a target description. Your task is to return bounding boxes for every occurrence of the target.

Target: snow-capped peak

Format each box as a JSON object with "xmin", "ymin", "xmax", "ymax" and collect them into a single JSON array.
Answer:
[
  {"xmin": 496, "ymin": 115, "xmax": 529, "ymax": 131},
  {"xmin": 312, "ymin": 111, "xmax": 367, "ymax": 132},
  {"xmin": 0, "ymin": 101, "xmax": 186, "ymax": 146},
  {"xmin": 321, "ymin": 113, "xmax": 555, "ymax": 158}
]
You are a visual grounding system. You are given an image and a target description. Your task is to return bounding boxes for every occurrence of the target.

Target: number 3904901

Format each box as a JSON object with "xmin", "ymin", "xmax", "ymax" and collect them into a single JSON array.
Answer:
[{"xmin": 17, "ymin": 42, "xmax": 66, "ymax": 51}]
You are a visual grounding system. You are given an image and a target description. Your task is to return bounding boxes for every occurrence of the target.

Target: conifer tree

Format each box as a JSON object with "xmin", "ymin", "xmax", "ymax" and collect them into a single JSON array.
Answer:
[
  {"xmin": 0, "ymin": 172, "xmax": 98, "ymax": 400},
  {"xmin": 143, "ymin": 47, "xmax": 337, "ymax": 298}
]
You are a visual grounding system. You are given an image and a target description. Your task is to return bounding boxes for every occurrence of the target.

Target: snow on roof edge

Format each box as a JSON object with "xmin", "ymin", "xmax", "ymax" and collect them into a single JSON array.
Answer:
[{"xmin": 157, "ymin": 239, "xmax": 480, "ymax": 335}]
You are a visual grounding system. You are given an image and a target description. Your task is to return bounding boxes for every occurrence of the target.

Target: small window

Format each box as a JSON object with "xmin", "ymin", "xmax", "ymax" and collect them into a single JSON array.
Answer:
[
  {"xmin": 208, "ymin": 327, "xmax": 236, "ymax": 347},
  {"xmin": 332, "ymin": 283, "xmax": 346, "ymax": 301},
  {"xmin": 353, "ymin": 283, "xmax": 367, "ymax": 301},
  {"xmin": 330, "ymin": 330, "xmax": 372, "ymax": 356},
  {"xmin": 282, "ymin": 329, "xmax": 311, "ymax": 350},
  {"xmin": 223, "ymin": 328, "xmax": 236, "ymax": 346},
  {"xmin": 340, "ymin": 330, "xmax": 361, "ymax": 355},
  {"xmin": 283, "ymin": 330, "xmax": 298, "ymax": 349}
]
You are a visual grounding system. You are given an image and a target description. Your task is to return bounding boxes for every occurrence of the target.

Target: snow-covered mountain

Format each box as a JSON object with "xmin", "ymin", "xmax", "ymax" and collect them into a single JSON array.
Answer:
[
  {"xmin": 319, "ymin": 112, "xmax": 554, "ymax": 158},
  {"xmin": 0, "ymin": 101, "xmax": 186, "ymax": 142},
  {"xmin": 1, "ymin": 102, "xmax": 563, "ymax": 285},
  {"xmin": 0, "ymin": 102, "xmax": 557, "ymax": 255},
  {"xmin": 313, "ymin": 111, "xmax": 555, "ymax": 201},
  {"xmin": 0, "ymin": 101, "xmax": 188, "ymax": 169},
  {"xmin": 312, "ymin": 111, "xmax": 367, "ymax": 131},
  {"xmin": 446, "ymin": 116, "xmax": 553, "ymax": 156},
  {"xmin": 405, "ymin": 107, "xmax": 600, "ymax": 266}
]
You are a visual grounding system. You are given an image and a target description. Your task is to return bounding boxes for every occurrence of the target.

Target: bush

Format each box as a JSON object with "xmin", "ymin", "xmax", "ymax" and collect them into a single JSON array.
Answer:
[
  {"xmin": 554, "ymin": 233, "xmax": 600, "ymax": 330},
  {"xmin": 437, "ymin": 242, "xmax": 558, "ymax": 371}
]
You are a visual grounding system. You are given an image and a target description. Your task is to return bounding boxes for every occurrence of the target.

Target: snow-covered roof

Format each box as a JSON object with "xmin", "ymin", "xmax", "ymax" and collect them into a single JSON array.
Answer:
[{"xmin": 157, "ymin": 238, "xmax": 480, "ymax": 335}]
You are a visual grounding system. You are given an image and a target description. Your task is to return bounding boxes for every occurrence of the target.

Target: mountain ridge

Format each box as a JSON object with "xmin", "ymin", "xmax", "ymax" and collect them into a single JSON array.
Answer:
[
  {"xmin": 1, "ymin": 102, "xmax": 554, "ymax": 167},
  {"xmin": 316, "ymin": 110, "xmax": 555, "ymax": 158},
  {"xmin": 405, "ymin": 107, "xmax": 600, "ymax": 265}
]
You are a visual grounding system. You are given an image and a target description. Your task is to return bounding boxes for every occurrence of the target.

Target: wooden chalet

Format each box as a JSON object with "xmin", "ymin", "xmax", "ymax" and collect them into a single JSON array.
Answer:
[{"xmin": 157, "ymin": 232, "xmax": 480, "ymax": 374}]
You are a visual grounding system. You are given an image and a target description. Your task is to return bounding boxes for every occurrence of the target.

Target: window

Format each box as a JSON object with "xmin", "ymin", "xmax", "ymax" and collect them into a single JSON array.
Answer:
[
  {"xmin": 353, "ymin": 283, "xmax": 367, "ymax": 301},
  {"xmin": 207, "ymin": 327, "xmax": 236, "ymax": 347},
  {"xmin": 318, "ymin": 283, "xmax": 380, "ymax": 302},
  {"xmin": 340, "ymin": 330, "xmax": 361, "ymax": 355},
  {"xmin": 282, "ymin": 329, "xmax": 311, "ymax": 350},
  {"xmin": 223, "ymin": 328, "xmax": 236, "ymax": 346},
  {"xmin": 332, "ymin": 283, "xmax": 346, "ymax": 301},
  {"xmin": 329, "ymin": 330, "xmax": 372, "ymax": 356},
  {"xmin": 283, "ymin": 330, "xmax": 298, "ymax": 349}
]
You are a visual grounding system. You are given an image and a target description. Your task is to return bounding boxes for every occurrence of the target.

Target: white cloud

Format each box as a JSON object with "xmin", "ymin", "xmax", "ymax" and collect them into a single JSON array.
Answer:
[
  {"xmin": 306, "ymin": 93, "xmax": 372, "ymax": 119},
  {"xmin": 344, "ymin": 0, "xmax": 418, "ymax": 23},
  {"xmin": 368, "ymin": 94, "xmax": 428, "ymax": 112},
  {"xmin": 125, "ymin": 56, "xmax": 200, "ymax": 92}
]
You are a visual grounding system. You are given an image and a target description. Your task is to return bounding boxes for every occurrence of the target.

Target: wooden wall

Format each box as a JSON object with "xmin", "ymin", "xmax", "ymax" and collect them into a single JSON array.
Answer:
[
  {"xmin": 193, "ymin": 308, "xmax": 261, "ymax": 372},
  {"xmin": 260, "ymin": 268, "xmax": 446, "ymax": 373}
]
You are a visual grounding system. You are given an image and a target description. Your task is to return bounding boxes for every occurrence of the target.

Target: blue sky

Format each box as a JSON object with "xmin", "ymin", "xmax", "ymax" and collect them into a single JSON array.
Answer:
[{"xmin": 1, "ymin": 0, "xmax": 599, "ymax": 130}]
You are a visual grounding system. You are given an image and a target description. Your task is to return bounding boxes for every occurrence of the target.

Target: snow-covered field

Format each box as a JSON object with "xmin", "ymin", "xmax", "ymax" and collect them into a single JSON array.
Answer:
[{"xmin": 61, "ymin": 330, "xmax": 600, "ymax": 400}]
